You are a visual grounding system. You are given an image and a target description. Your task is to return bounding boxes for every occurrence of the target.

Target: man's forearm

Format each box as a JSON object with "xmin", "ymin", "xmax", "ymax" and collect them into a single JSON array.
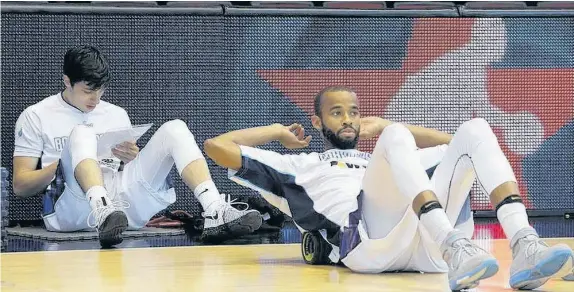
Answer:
[
  {"xmin": 215, "ymin": 124, "xmax": 284, "ymax": 147},
  {"xmin": 13, "ymin": 161, "xmax": 58, "ymax": 197},
  {"xmin": 205, "ymin": 124, "xmax": 287, "ymax": 170}
]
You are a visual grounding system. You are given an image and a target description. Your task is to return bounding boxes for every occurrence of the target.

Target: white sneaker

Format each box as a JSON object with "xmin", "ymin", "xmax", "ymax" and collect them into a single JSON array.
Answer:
[
  {"xmin": 201, "ymin": 194, "xmax": 262, "ymax": 242},
  {"xmin": 441, "ymin": 230, "xmax": 499, "ymax": 291},
  {"xmin": 87, "ymin": 199, "xmax": 130, "ymax": 248},
  {"xmin": 509, "ymin": 227, "xmax": 573, "ymax": 290}
]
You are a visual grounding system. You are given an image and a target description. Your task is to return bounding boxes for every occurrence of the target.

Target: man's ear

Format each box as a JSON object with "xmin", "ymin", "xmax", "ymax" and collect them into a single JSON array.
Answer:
[
  {"xmin": 311, "ymin": 115, "xmax": 322, "ymax": 131},
  {"xmin": 63, "ymin": 75, "xmax": 72, "ymax": 89}
]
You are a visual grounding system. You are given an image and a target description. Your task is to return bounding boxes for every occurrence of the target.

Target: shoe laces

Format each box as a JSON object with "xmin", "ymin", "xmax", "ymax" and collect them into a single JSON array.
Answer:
[
  {"xmin": 221, "ymin": 193, "xmax": 249, "ymax": 211},
  {"xmin": 87, "ymin": 200, "xmax": 130, "ymax": 228},
  {"xmin": 520, "ymin": 235, "xmax": 548, "ymax": 265},
  {"xmin": 450, "ymin": 238, "xmax": 483, "ymax": 270},
  {"xmin": 201, "ymin": 194, "xmax": 250, "ymax": 217}
]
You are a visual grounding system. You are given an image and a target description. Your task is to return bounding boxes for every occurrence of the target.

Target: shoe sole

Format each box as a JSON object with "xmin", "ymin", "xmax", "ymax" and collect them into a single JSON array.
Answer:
[
  {"xmin": 201, "ymin": 211, "xmax": 263, "ymax": 242},
  {"xmin": 99, "ymin": 211, "xmax": 128, "ymax": 249},
  {"xmin": 510, "ymin": 246, "xmax": 572, "ymax": 290},
  {"xmin": 450, "ymin": 258, "xmax": 499, "ymax": 291}
]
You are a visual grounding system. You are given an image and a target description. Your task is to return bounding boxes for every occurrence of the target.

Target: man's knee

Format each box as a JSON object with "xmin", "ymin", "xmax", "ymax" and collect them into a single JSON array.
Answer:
[
  {"xmin": 457, "ymin": 118, "xmax": 497, "ymax": 142},
  {"xmin": 68, "ymin": 125, "xmax": 98, "ymax": 170},
  {"xmin": 158, "ymin": 119, "xmax": 194, "ymax": 140},
  {"xmin": 68, "ymin": 125, "xmax": 97, "ymax": 160},
  {"xmin": 376, "ymin": 123, "xmax": 416, "ymax": 154},
  {"xmin": 161, "ymin": 119, "xmax": 188, "ymax": 130}
]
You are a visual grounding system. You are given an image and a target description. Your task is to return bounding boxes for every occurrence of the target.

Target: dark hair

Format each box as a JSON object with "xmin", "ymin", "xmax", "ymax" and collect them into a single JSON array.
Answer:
[
  {"xmin": 63, "ymin": 45, "xmax": 110, "ymax": 90},
  {"xmin": 313, "ymin": 86, "xmax": 356, "ymax": 117}
]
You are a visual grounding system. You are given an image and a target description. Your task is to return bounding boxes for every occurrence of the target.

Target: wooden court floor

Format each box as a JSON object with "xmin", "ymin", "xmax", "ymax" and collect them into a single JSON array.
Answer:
[{"xmin": 1, "ymin": 238, "xmax": 573, "ymax": 292}]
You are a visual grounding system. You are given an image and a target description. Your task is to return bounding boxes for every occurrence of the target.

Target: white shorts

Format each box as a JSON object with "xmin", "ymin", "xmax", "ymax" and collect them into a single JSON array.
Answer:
[
  {"xmin": 42, "ymin": 137, "xmax": 176, "ymax": 232},
  {"xmin": 340, "ymin": 142, "xmax": 477, "ymax": 274}
]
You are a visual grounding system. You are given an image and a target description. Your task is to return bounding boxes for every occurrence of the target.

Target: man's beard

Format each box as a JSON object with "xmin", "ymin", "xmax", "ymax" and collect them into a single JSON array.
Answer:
[{"xmin": 322, "ymin": 126, "xmax": 359, "ymax": 150}]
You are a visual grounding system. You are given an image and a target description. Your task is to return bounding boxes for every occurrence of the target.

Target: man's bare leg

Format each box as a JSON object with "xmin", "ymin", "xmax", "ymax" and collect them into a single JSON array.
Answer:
[
  {"xmin": 129, "ymin": 120, "xmax": 262, "ymax": 241},
  {"xmin": 74, "ymin": 159, "xmax": 103, "ymax": 190},
  {"xmin": 68, "ymin": 125, "xmax": 128, "ymax": 248},
  {"xmin": 180, "ymin": 158, "xmax": 223, "ymax": 215}
]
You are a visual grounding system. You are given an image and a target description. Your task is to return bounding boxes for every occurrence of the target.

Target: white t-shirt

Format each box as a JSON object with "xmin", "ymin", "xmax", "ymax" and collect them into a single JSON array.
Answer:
[
  {"xmin": 13, "ymin": 92, "xmax": 132, "ymax": 174},
  {"xmin": 229, "ymin": 146, "xmax": 371, "ymax": 245},
  {"xmin": 229, "ymin": 144, "xmax": 448, "ymax": 247}
]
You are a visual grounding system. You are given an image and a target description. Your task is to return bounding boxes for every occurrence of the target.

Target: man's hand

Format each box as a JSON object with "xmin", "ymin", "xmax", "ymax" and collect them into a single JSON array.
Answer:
[
  {"xmin": 359, "ymin": 117, "xmax": 390, "ymax": 140},
  {"xmin": 112, "ymin": 141, "xmax": 139, "ymax": 164},
  {"xmin": 277, "ymin": 123, "xmax": 312, "ymax": 149}
]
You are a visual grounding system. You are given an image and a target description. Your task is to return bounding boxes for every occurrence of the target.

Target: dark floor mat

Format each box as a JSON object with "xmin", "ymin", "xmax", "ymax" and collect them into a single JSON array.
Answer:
[{"xmin": 6, "ymin": 226, "xmax": 184, "ymax": 241}]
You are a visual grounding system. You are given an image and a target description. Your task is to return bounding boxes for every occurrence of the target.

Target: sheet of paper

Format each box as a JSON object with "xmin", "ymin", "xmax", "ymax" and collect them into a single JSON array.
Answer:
[{"xmin": 97, "ymin": 123, "xmax": 153, "ymax": 159}]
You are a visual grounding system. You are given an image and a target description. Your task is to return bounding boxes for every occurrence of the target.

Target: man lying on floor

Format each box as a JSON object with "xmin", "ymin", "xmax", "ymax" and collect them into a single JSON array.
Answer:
[{"xmin": 203, "ymin": 86, "xmax": 573, "ymax": 291}]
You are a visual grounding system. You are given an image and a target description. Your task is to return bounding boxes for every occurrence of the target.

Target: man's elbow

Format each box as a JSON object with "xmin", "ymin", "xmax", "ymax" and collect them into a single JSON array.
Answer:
[
  {"xmin": 12, "ymin": 179, "xmax": 27, "ymax": 198},
  {"xmin": 12, "ymin": 174, "xmax": 37, "ymax": 198},
  {"xmin": 203, "ymin": 138, "xmax": 228, "ymax": 165},
  {"xmin": 203, "ymin": 138, "xmax": 241, "ymax": 170},
  {"xmin": 203, "ymin": 138, "xmax": 219, "ymax": 158}
]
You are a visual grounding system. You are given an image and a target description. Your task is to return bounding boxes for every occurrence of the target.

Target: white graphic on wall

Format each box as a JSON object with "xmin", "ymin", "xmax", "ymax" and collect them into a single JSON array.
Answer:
[{"xmin": 385, "ymin": 18, "xmax": 544, "ymax": 156}]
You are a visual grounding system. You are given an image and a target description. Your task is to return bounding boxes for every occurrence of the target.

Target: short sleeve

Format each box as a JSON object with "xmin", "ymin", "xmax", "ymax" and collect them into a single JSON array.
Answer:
[
  {"xmin": 228, "ymin": 145, "xmax": 298, "ymax": 194},
  {"xmin": 13, "ymin": 109, "xmax": 43, "ymax": 158}
]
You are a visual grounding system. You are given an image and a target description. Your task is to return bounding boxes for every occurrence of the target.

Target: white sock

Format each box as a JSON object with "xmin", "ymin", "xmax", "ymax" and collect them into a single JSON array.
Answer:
[
  {"xmin": 420, "ymin": 208, "xmax": 455, "ymax": 246},
  {"xmin": 86, "ymin": 185, "xmax": 111, "ymax": 211},
  {"xmin": 497, "ymin": 202, "xmax": 531, "ymax": 241},
  {"xmin": 194, "ymin": 180, "xmax": 223, "ymax": 214}
]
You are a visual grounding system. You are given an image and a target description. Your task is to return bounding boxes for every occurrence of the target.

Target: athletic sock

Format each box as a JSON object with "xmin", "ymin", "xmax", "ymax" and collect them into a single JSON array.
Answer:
[
  {"xmin": 497, "ymin": 202, "xmax": 532, "ymax": 241},
  {"xmin": 86, "ymin": 185, "xmax": 111, "ymax": 211},
  {"xmin": 194, "ymin": 180, "xmax": 223, "ymax": 214},
  {"xmin": 420, "ymin": 208, "xmax": 456, "ymax": 247}
]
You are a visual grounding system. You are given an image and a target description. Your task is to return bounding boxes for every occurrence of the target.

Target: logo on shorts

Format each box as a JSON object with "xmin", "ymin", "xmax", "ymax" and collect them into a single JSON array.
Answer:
[{"xmin": 99, "ymin": 158, "xmax": 121, "ymax": 171}]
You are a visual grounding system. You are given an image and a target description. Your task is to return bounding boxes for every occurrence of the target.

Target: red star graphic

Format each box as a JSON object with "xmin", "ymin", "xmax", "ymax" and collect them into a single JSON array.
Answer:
[
  {"xmin": 258, "ymin": 18, "xmax": 476, "ymax": 153},
  {"xmin": 257, "ymin": 18, "xmax": 574, "ymax": 211}
]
